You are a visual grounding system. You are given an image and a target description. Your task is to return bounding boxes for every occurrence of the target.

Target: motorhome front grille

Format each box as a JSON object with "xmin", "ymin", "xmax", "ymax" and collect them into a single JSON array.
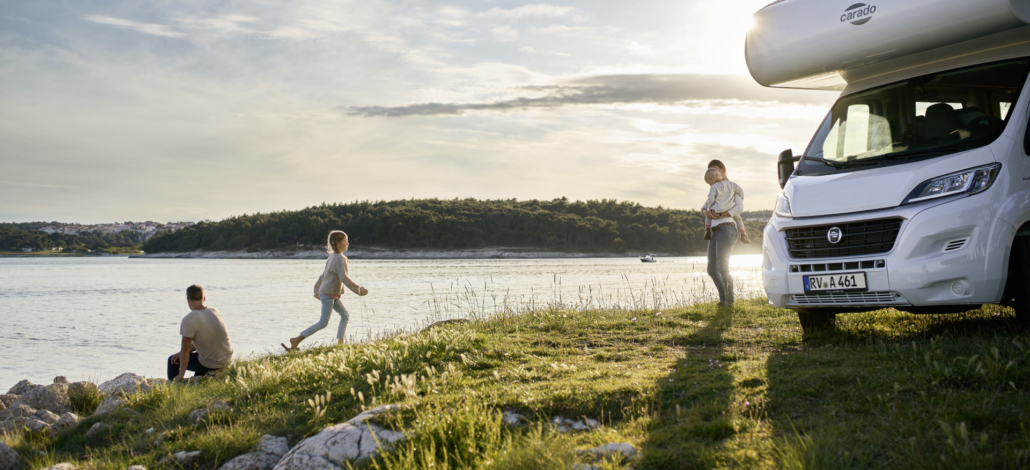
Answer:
[
  {"xmin": 785, "ymin": 218, "xmax": 902, "ymax": 259},
  {"xmin": 788, "ymin": 291, "xmax": 902, "ymax": 306}
]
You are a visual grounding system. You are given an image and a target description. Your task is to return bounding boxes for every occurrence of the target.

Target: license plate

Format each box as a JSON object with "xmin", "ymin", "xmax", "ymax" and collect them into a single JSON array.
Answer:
[{"xmin": 803, "ymin": 272, "xmax": 867, "ymax": 292}]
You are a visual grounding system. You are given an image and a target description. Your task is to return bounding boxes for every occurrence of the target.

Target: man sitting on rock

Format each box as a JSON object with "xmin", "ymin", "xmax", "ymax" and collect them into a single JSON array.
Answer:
[{"xmin": 168, "ymin": 285, "xmax": 234, "ymax": 381}]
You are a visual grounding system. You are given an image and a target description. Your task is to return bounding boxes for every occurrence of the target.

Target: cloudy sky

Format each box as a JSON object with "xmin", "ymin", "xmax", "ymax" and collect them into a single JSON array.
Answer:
[{"xmin": 0, "ymin": 0, "xmax": 837, "ymax": 223}]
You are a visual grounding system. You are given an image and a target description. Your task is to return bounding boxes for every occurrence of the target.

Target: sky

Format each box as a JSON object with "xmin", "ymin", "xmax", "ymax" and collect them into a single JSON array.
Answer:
[{"xmin": 0, "ymin": 0, "xmax": 838, "ymax": 224}]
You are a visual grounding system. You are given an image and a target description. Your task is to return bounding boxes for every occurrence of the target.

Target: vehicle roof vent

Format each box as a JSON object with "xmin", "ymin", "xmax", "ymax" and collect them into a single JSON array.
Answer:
[{"xmin": 944, "ymin": 238, "xmax": 969, "ymax": 252}]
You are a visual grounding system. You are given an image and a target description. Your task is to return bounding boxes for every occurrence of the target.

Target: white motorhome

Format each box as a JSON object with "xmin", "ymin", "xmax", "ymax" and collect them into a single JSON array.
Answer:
[{"xmin": 747, "ymin": 0, "xmax": 1030, "ymax": 331}]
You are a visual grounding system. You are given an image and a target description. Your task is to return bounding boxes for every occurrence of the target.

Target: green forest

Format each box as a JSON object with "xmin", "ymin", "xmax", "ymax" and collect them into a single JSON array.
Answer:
[
  {"xmin": 0, "ymin": 223, "xmax": 144, "ymax": 254},
  {"xmin": 141, "ymin": 198, "xmax": 770, "ymax": 255}
]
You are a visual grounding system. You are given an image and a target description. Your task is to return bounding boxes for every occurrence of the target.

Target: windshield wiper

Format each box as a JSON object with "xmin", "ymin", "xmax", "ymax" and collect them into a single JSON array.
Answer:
[
  {"xmin": 863, "ymin": 145, "xmax": 967, "ymax": 162},
  {"xmin": 800, "ymin": 156, "xmax": 879, "ymax": 169}
]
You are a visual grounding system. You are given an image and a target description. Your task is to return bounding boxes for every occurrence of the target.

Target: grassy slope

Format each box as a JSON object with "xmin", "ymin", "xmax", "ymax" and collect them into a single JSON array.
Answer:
[{"xmin": 5, "ymin": 301, "xmax": 1030, "ymax": 469}]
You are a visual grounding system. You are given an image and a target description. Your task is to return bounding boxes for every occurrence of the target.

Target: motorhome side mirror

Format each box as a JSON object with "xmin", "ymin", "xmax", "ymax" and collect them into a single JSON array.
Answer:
[{"xmin": 777, "ymin": 149, "xmax": 797, "ymax": 189}]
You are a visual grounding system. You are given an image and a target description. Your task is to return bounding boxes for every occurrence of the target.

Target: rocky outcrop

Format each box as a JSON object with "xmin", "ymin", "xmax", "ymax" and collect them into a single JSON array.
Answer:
[
  {"xmin": 219, "ymin": 435, "xmax": 290, "ymax": 470},
  {"xmin": 0, "ymin": 441, "xmax": 22, "ymax": 469},
  {"xmin": 40, "ymin": 464, "xmax": 80, "ymax": 470},
  {"xmin": 52, "ymin": 412, "xmax": 80, "ymax": 433},
  {"xmin": 7, "ymin": 380, "xmax": 36, "ymax": 396},
  {"xmin": 98, "ymin": 373, "xmax": 150, "ymax": 397},
  {"xmin": 52, "ymin": 377, "xmax": 69, "ymax": 385},
  {"xmin": 273, "ymin": 405, "xmax": 405, "ymax": 469},
  {"xmin": 10, "ymin": 384, "xmax": 71, "ymax": 415},
  {"xmin": 549, "ymin": 416, "xmax": 600, "ymax": 433}
]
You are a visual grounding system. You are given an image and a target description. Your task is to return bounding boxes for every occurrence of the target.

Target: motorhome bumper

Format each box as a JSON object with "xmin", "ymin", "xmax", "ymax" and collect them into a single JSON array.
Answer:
[{"xmin": 762, "ymin": 195, "xmax": 1006, "ymax": 309}]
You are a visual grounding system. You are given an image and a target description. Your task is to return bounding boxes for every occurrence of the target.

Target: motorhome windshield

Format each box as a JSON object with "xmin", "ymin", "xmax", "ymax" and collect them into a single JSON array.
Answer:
[{"xmin": 798, "ymin": 58, "xmax": 1030, "ymax": 175}]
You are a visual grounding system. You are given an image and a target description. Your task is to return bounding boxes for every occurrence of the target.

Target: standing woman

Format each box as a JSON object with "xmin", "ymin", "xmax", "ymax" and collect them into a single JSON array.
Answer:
[
  {"xmin": 282, "ymin": 231, "xmax": 368, "ymax": 350},
  {"xmin": 703, "ymin": 160, "xmax": 741, "ymax": 308}
]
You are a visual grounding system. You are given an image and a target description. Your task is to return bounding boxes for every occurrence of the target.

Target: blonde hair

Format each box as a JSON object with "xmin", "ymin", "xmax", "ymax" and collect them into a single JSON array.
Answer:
[
  {"xmin": 704, "ymin": 168, "xmax": 724, "ymax": 184},
  {"xmin": 326, "ymin": 231, "xmax": 348, "ymax": 254}
]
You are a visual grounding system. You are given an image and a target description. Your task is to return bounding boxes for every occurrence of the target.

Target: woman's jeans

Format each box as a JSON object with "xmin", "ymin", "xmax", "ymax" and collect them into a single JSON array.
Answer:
[
  {"xmin": 302, "ymin": 295, "xmax": 350, "ymax": 340},
  {"xmin": 707, "ymin": 224, "xmax": 739, "ymax": 304}
]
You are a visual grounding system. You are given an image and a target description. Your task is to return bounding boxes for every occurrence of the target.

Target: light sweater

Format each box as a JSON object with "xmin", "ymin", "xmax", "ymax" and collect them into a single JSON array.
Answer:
[
  {"xmin": 313, "ymin": 253, "xmax": 363, "ymax": 298},
  {"xmin": 702, "ymin": 180, "xmax": 744, "ymax": 228}
]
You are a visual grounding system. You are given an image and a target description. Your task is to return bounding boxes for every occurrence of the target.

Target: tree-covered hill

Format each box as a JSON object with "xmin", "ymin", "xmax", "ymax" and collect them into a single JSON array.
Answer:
[
  {"xmin": 142, "ymin": 198, "xmax": 769, "ymax": 255},
  {"xmin": 0, "ymin": 224, "xmax": 143, "ymax": 253}
]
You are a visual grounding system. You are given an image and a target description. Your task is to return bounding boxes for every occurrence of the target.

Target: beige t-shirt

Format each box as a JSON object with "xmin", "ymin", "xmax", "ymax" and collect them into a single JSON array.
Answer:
[{"xmin": 180, "ymin": 307, "xmax": 234, "ymax": 369}]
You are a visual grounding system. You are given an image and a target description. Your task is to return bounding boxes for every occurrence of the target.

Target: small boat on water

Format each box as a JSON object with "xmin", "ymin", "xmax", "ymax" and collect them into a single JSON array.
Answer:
[{"xmin": 640, "ymin": 254, "xmax": 657, "ymax": 263}]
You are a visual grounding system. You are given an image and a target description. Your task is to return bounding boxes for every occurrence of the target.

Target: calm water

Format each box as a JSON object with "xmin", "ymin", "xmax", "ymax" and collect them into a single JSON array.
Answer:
[{"xmin": 0, "ymin": 255, "xmax": 763, "ymax": 390}]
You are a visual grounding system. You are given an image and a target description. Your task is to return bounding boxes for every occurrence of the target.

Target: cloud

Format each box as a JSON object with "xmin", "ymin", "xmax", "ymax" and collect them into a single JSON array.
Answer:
[
  {"xmin": 492, "ymin": 26, "xmax": 518, "ymax": 41},
  {"xmin": 480, "ymin": 4, "xmax": 574, "ymax": 19},
  {"xmin": 82, "ymin": 15, "xmax": 185, "ymax": 38},
  {"xmin": 518, "ymin": 46, "xmax": 537, "ymax": 54},
  {"xmin": 346, "ymin": 73, "xmax": 835, "ymax": 117}
]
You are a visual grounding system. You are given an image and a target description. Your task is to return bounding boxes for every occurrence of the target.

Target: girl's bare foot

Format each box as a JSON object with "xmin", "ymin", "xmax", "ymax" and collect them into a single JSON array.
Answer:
[{"xmin": 281, "ymin": 336, "xmax": 303, "ymax": 351}]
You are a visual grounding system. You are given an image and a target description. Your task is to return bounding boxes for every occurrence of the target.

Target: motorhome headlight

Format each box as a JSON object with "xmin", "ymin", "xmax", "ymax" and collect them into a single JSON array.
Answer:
[
  {"xmin": 773, "ymin": 193, "xmax": 792, "ymax": 218},
  {"xmin": 903, "ymin": 164, "xmax": 1001, "ymax": 204}
]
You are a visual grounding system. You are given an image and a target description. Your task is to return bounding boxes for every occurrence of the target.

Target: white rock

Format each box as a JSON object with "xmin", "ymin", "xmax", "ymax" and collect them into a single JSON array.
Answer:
[
  {"xmin": 144, "ymin": 427, "xmax": 155, "ymax": 434},
  {"xmin": 166, "ymin": 451, "xmax": 203, "ymax": 467},
  {"xmin": 93, "ymin": 395, "xmax": 126, "ymax": 415},
  {"xmin": 127, "ymin": 466, "xmax": 147, "ymax": 470},
  {"xmin": 255, "ymin": 435, "xmax": 290, "ymax": 457},
  {"xmin": 99, "ymin": 373, "xmax": 149, "ymax": 397},
  {"xmin": 550, "ymin": 416, "xmax": 600, "ymax": 433},
  {"xmin": 218, "ymin": 452, "xmax": 281, "ymax": 470},
  {"xmin": 40, "ymin": 464, "xmax": 80, "ymax": 470},
  {"xmin": 502, "ymin": 411, "xmax": 527, "ymax": 427},
  {"xmin": 579, "ymin": 442, "xmax": 639, "ymax": 461},
  {"xmin": 11, "ymin": 384, "xmax": 71, "ymax": 415},
  {"xmin": 188, "ymin": 401, "xmax": 231, "ymax": 423},
  {"xmin": 0, "ymin": 441, "xmax": 23, "ymax": 469},
  {"xmin": 86, "ymin": 422, "xmax": 112, "ymax": 440},
  {"xmin": 273, "ymin": 405, "xmax": 405, "ymax": 469}
]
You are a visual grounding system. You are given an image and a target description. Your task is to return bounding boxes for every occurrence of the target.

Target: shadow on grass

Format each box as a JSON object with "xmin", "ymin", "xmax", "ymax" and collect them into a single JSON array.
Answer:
[
  {"xmin": 766, "ymin": 307, "xmax": 1030, "ymax": 468},
  {"xmin": 638, "ymin": 305, "xmax": 737, "ymax": 468}
]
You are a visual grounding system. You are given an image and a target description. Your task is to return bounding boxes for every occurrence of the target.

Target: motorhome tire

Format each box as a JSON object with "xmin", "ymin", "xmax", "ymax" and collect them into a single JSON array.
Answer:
[
  {"xmin": 1013, "ymin": 237, "xmax": 1030, "ymax": 327},
  {"xmin": 796, "ymin": 309, "xmax": 837, "ymax": 333}
]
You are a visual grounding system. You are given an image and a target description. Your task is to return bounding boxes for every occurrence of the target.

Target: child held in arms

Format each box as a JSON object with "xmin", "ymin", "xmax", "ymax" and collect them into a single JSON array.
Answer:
[{"xmin": 702, "ymin": 168, "xmax": 751, "ymax": 244}]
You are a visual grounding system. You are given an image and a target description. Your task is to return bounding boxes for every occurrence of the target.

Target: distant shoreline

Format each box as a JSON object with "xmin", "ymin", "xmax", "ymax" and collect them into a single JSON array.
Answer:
[{"xmin": 129, "ymin": 248, "xmax": 684, "ymax": 260}]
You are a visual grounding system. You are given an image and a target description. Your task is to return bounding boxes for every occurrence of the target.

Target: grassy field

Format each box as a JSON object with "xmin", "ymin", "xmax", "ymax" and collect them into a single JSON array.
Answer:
[{"xmin": 4, "ymin": 299, "xmax": 1030, "ymax": 469}]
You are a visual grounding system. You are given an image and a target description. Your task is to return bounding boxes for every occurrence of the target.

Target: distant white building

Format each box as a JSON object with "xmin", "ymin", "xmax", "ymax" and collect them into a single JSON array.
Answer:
[{"xmin": 21, "ymin": 247, "xmax": 33, "ymax": 253}]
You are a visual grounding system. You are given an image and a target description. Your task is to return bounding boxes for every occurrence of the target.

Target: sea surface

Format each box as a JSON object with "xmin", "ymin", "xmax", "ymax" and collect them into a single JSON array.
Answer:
[{"xmin": 0, "ymin": 255, "xmax": 763, "ymax": 390}]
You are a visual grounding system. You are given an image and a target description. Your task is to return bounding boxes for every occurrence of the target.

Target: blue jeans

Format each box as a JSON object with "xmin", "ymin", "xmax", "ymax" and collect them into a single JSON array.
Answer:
[
  {"xmin": 301, "ymin": 295, "xmax": 350, "ymax": 340},
  {"xmin": 707, "ymin": 224, "xmax": 738, "ymax": 304}
]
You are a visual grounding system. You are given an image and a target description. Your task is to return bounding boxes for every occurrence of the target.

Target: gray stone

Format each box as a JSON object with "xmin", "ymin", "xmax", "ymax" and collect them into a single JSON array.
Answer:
[
  {"xmin": 273, "ymin": 405, "xmax": 405, "ymax": 469},
  {"xmin": 502, "ymin": 411, "xmax": 528, "ymax": 427},
  {"xmin": 0, "ymin": 441, "xmax": 22, "ymax": 470},
  {"xmin": 0, "ymin": 404, "xmax": 36, "ymax": 422},
  {"xmin": 549, "ymin": 416, "xmax": 600, "ymax": 433},
  {"xmin": 218, "ymin": 452, "xmax": 281, "ymax": 470},
  {"xmin": 85, "ymin": 422, "xmax": 112, "ymax": 440},
  {"xmin": 127, "ymin": 466, "xmax": 146, "ymax": 470},
  {"xmin": 161, "ymin": 451, "xmax": 203, "ymax": 467},
  {"xmin": 99, "ymin": 373, "xmax": 150, "ymax": 397},
  {"xmin": 93, "ymin": 395, "xmax": 126, "ymax": 415},
  {"xmin": 0, "ymin": 395, "xmax": 16, "ymax": 408},
  {"xmin": 11, "ymin": 384, "xmax": 71, "ymax": 414},
  {"xmin": 34, "ymin": 409, "xmax": 60, "ymax": 425},
  {"xmin": 51, "ymin": 412, "xmax": 80, "ymax": 433},
  {"xmin": 53, "ymin": 377, "xmax": 69, "ymax": 384},
  {"xmin": 40, "ymin": 464, "xmax": 80, "ymax": 470},
  {"xmin": 578, "ymin": 442, "xmax": 639, "ymax": 462},
  {"xmin": 24, "ymin": 418, "xmax": 50, "ymax": 433},
  {"xmin": 188, "ymin": 400, "xmax": 231, "ymax": 423},
  {"xmin": 0, "ymin": 401, "xmax": 5, "ymax": 413},
  {"xmin": 144, "ymin": 427, "xmax": 155, "ymax": 434},
  {"xmin": 7, "ymin": 380, "xmax": 36, "ymax": 396},
  {"xmin": 255, "ymin": 435, "xmax": 290, "ymax": 457}
]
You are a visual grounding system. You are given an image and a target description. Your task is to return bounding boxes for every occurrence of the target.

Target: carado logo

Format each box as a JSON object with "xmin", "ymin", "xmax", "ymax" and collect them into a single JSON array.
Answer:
[{"xmin": 840, "ymin": 3, "xmax": 876, "ymax": 25}]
